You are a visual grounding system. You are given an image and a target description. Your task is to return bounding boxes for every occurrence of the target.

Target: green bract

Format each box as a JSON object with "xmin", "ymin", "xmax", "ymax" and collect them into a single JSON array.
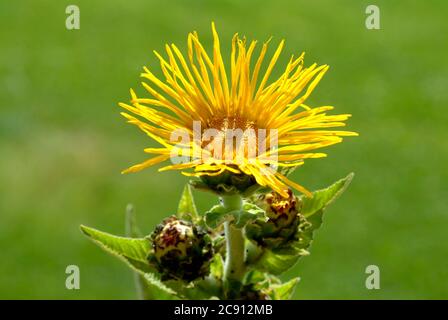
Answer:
[{"xmin": 190, "ymin": 169, "xmax": 263, "ymax": 198}]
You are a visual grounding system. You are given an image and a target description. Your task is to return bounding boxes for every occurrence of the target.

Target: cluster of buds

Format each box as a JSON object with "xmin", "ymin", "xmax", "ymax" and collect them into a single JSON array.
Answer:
[
  {"xmin": 246, "ymin": 189, "xmax": 303, "ymax": 249},
  {"xmin": 148, "ymin": 216, "xmax": 213, "ymax": 282}
]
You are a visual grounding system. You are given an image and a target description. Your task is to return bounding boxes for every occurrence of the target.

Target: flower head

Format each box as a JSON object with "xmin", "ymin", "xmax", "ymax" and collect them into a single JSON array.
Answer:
[
  {"xmin": 258, "ymin": 189, "xmax": 301, "ymax": 228},
  {"xmin": 246, "ymin": 189, "xmax": 304, "ymax": 248},
  {"xmin": 149, "ymin": 216, "xmax": 213, "ymax": 282},
  {"xmin": 120, "ymin": 23, "xmax": 357, "ymax": 197}
]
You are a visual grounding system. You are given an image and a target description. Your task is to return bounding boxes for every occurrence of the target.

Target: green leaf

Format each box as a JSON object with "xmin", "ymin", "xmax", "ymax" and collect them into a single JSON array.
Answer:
[
  {"xmin": 301, "ymin": 172, "xmax": 354, "ymax": 218},
  {"xmin": 125, "ymin": 205, "xmax": 167, "ymax": 300},
  {"xmin": 236, "ymin": 202, "xmax": 265, "ymax": 228},
  {"xmin": 298, "ymin": 211, "xmax": 323, "ymax": 252},
  {"xmin": 244, "ymin": 269, "xmax": 269, "ymax": 287},
  {"xmin": 143, "ymin": 274, "xmax": 179, "ymax": 300},
  {"xmin": 205, "ymin": 204, "xmax": 228, "ymax": 228},
  {"xmin": 80, "ymin": 224, "xmax": 153, "ymax": 274},
  {"xmin": 82, "ymin": 223, "xmax": 181, "ymax": 299},
  {"xmin": 234, "ymin": 211, "xmax": 257, "ymax": 228},
  {"xmin": 205, "ymin": 202, "xmax": 264, "ymax": 229},
  {"xmin": 177, "ymin": 184, "xmax": 199, "ymax": 221},
  {"xmin": 242, "ymin": 202, "xmax": 265, "ymax": 216},
  {"xmin": 256, "ymin": 212, "xmax": 324, "ymax": 275},
  {"xmin": 269, "ymin": 277, "xmax": 300, "ymax": 300},
  {"xmin": 125, "ymin": 204, "xmax": 148, "ymax": 299},
  {"xmin": 209, "ymin": 254, "xmax": 224, "ymax": 280},
  {"xmin": 254, "ymin": 245, "xmax": 308, "ymax": 275},
  {"xmin": 166, "ymin": 277, "xmax": 220, "ymax": 299},
  {"xmin": 253, "ymin": 173, "xmax": 354, "ymax": 274}
]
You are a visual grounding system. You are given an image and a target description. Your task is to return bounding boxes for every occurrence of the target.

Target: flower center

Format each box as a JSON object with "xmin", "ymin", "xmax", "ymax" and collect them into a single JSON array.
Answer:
[
  {"xmin": 201, "ymin": 117, "xmax": 261, "ymax": 160},
  {"xmin": 207, "ymin": 116, "xmax": 257, "ymax": 132}
]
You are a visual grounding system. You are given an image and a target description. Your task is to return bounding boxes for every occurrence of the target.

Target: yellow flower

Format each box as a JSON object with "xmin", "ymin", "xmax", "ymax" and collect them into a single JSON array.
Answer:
[{"xmin": 119, "ymin": 23, "xmax": 357, "ymax": 198}]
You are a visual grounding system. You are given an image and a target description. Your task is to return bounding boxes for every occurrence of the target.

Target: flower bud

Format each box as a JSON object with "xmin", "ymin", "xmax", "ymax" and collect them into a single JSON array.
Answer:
[
  {"xmin": 197, "ymin": 168, "xmax": 259, "ymax": 196},
  {"xmin": 258, "ymin": 189, "xmax": 301, "ymax": 226},
  {"xmin": 246, "ymin": 189, "xmax": 303, "ymax": 248},
  {"xmin": 148, "ymin": 216, "xmax": 213, "ymax": 282}
]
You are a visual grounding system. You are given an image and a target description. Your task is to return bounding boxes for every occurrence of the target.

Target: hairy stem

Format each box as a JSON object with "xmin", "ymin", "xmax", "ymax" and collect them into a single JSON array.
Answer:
[{"xmin": 221, "ymin": 194, "xmax": 245, "ymax": 296}]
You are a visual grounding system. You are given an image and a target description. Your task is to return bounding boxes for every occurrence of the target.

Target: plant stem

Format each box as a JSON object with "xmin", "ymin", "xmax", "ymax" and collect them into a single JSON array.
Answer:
[{"xmin": 221, "ymin": 194, "xmax": 245, "ymax": 294}]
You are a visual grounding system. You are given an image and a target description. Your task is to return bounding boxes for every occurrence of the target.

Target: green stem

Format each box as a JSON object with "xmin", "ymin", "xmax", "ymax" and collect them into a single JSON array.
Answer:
[{"xmin": 221, "ymin": 194, "xmax": 245, "ymax": 295}]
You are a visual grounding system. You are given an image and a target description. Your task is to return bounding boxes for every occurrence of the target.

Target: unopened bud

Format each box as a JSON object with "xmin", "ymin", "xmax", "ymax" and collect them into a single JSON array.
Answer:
[
  {"xmin": 246, "ymin": 189, "xmax": 303, "ymax": 248},
  {"xmin": 148, "ymin": 216, "xmax": 213, "ymax": 282}
]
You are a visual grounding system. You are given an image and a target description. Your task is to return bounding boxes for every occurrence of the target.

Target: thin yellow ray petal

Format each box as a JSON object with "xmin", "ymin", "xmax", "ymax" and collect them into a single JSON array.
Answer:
[
  {"xmin": 250, "ymin": 40, "xmax": 270, "ymax": 95},
  {"xmin": 140, "ymin": 81, "xmax": 192, "ymax": 123},
  {"xmin": 143, "ymin": 148, "xmax": 173, "ymax": 155},
  {"xmin": 120, "ymin": 112, "xmax": 173, "ymax": 148},
  {"xmin": 275, "ymin": 172, "xmax": 312, "ymax": 197},
  {"xmin": 275, "ymin": 139, "xmax": 342, "ymax": 154},
  {"xmin": 122, "ymin": 154, "xmax": 171, "ymax": 174},
  {"xmin": 120, "ymin": 102, "xmax": 187, "ymax": 134},
  {"xmin": 277, "ymin": 153, "xmax": 327, "ymax": 161},
  {"xmin": 159, "ymin": 160, "xmax": 202, "ymax": 172},
  {"xmin": 211, "ymin": 22, "xmax": 230, "ymax": 107},
  {"xmin": 254, "ymin": 39, "xmax": 285, "ymax": 99}
]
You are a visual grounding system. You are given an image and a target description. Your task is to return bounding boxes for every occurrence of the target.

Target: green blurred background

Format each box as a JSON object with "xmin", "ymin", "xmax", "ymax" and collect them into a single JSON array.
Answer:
[{"xmin": 1, "ymin": 0, "xmax": 447, "ymax": 299}]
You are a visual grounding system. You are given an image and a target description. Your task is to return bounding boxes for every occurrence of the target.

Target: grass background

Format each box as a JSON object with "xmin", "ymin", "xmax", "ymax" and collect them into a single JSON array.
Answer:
[{"xmin": 1, "ymin": 0, "xmax": 447, "ymax": 299}]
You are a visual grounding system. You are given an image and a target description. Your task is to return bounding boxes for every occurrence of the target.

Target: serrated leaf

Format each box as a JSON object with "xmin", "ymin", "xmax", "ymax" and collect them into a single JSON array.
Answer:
[
  {"xmin": 80, "ymin": 224, "xmax": 153, "ymax": 274},
  {"xmin": 269, "ymin": 277, "xmax": 300, "ymax": 300},
  {"xmin": 82, "ymin": 223, "xmax": 180, "ymax": 299},
  {"xmin": 143, "ymin": 273, "xmax": 179, "ymax": 300},
  {"xmin": 299, "ymin": 211, "xmax": 323, "ymax": 250},
  {"xmin": 177, "ymin": 184, "xmax": 199, "ymax": 221},
  {"xmin": 302, "ymin": 172, "xmax": 354, "ymax": 218},
  {"xmin": 125, "ymin": 205, "xmax": 159, "ymax": 300}
]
